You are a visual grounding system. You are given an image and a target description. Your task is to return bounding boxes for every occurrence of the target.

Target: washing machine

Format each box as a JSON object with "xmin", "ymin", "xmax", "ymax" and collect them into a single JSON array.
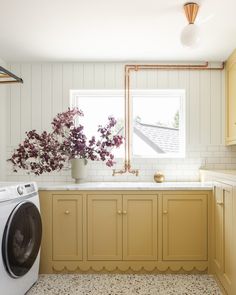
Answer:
[{"xmin": 0, "ymin": 182, "xmax": 42, "ymax": 295}]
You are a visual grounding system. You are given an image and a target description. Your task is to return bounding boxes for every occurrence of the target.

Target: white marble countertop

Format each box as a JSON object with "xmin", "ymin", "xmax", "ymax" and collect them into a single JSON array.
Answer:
[
  {"xmin": 200, "ymin": 169, "xmax": 236, "ymax": 182},
  {"xmin": 37, "ymin": 181, "xmax": 213, "ymax": 191}
]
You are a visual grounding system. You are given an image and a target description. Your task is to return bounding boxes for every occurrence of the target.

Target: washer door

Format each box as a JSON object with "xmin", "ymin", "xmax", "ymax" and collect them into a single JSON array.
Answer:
[{"xmin": 2, "ymin": 201, "xmax": 42, "ymax": 278}]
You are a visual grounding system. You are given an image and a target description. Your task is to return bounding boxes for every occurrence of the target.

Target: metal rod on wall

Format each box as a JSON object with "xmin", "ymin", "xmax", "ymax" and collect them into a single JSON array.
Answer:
[{"xmin": 0, "ymin": 66, "xmax": 23, "ymax": 84}]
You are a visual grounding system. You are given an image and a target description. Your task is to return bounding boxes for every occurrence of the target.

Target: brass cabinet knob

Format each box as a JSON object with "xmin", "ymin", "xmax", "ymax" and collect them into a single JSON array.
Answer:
[
  {"xmin": 216, "ymin": 201, "xmax": 224, "ymax": 206},
  {"xmin": 163, "ymin": 210, "xmax": 168, "ymax": 214},
  {"xmin": 117, "ymin": 210, "xmax": 122, "ymax": 215},
  {"xmin": 64, "ymin": 210, "xmax": 70, "ymax": 215},
  {"xmin": 123, "ymin": 210, "xmax": 127, "ymax": 215}
]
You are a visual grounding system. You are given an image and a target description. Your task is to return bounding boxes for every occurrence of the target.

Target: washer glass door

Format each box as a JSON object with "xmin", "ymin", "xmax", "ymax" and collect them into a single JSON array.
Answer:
[{"xmin": 2, "ymin": 201, "xmax": 42, "ymax": 278}]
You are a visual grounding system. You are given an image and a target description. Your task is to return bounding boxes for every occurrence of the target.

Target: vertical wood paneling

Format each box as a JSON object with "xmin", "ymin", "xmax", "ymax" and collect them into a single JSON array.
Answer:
[
  {"xmin": 210, "ymin": 71, "xmax": 222, "ymax": 144},
  {"xmin": 62, "ymin": 63, "xmax": 73, "ymax": 110},
  {"xmin": 72, "ymin": 63, "xmax": 84, "ymax": 89},
  {"xmin": 6, "ymin": 86, "xmax": 11, "ymax": 146},
  {"xmin": 147, "ymin": 69, "xmax": 158, "ymax": 89},
  {"xmin": 31, "ymin": 64, "xmax": 42, "ymax": 131},
  {"xmin": 10, "ymin": 64, "xmax": 21, "ymax": 145},
  {"xmin": 200, "ymin": 71, "xmax": 211, "ymax": 144},
  {"xmin": 157, "ymin": 69, "xmax": 169, "ymax": 88},
  {"xmin": 105, "ymin": 64, "xmax": 116, "ymax": 88},
  {"xmin": 7, "ymin": 62, "xmax": 225, "ymax": 152},
  {"xmin": 168, "ymin": 71, "xmax": 179, "ymax": 89},
  {"xmin": 21, "ymin": 64, "xmax": 32, "ymax": 138},
  {"xmin": 42, "ymin": 64, "xmax": 52, "ymax": 131},
  {"xmin": 189, "ymin": 71, "xmax": 200, "ymax": 145},
  {"xmin": 83, "ymin": 64, "xmax": 94, "ymax": 88},
  {"xmin": 52, "ymin": 63, "xmax": 63, "ymax": 116},
  {"xmin": 178, "ymin": 70, "xmax": 190, "ymax": 145},
  {"xmin": 115, "ymin": 63, "xmax": 124, "ymax": 89},
  {"xmin": 94, "ymin": 63, "xmax": 105, "ymax": 88},
  {"xmin": 136, "ymin": 70, "xmax": 148, "ymax": 89},
  {"xmin": 0, "ymin": 80, "xmax": 7, "ymax": 180}
]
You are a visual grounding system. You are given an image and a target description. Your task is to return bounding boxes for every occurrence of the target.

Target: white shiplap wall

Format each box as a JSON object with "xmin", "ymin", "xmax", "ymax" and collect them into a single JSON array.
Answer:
[
  {"xmin": 5, "ymin": 62, "xmax": 236, "ymax": 182},
  {"xmin": 0, "ymin": 59, "xmax": 7, "ymax": 181}
]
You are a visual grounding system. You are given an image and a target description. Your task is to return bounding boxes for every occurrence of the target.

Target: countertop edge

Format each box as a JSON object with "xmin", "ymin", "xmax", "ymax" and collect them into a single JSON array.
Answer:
[{"xmin": 37, "ymin": 182, "xmax": 213, "ymax": 191}]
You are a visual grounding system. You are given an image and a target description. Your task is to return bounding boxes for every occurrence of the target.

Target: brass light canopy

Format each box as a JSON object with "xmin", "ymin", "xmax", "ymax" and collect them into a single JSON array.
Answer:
[{"xmin": 183, "ymin": 2, "xmax": 199, "ymax": 24}]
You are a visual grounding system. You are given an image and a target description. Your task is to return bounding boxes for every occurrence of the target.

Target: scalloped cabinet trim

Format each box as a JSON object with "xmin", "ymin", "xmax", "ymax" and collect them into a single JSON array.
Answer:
[
  {"xmin": 51, "ymin": 262, "xmax": 208, "ymax": 273},
  {"xmin": 39, "ymin": 190, "xmax": 211, "ymax": 275}
]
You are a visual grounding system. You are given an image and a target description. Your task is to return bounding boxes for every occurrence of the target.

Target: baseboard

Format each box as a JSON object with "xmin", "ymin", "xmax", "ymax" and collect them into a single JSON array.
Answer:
[{"xmin": 213, "ymin": 274, "xmax": 228, "ymax": 295}]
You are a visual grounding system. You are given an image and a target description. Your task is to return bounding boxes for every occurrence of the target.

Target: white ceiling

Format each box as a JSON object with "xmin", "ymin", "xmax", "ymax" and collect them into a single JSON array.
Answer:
[{"xmin": 0, "ymin": 0, "xmax": 236, "ymax": 62}]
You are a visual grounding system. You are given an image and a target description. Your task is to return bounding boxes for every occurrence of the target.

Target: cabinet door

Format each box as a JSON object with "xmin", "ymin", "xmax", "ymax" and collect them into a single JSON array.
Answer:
[
  {"xmin": 87, "ymin": 195, "xmax": 122, "ymax": 260},
  {"xmin": 163, "ymin": 193, "xmax": 208, "ymax": 261},
  {"xmin": 213, "ymin": 185, "xmax": 224, "ymax": 273},
  {"xmin": 227, "ymin": 64, "xmax": 236, "ymax": 141},
  {"xmin": 214, "ymin": 183, "xmax": 234, "ymax": 293},
  {"xmin": 223, "ymin": 185, "xmax": 234, "ymax": 291},
  {"xmin": 52, "ymin": 195, "xmax": 83, "ymax": 261},
  {"xmin": 123, "ymin": 195, "xmax": 157, "ymax": 260}
]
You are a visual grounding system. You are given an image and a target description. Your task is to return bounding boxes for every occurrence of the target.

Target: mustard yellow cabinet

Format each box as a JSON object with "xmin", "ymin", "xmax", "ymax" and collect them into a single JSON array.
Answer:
[
  {"xmin": 213, "ymin": 183, "xmax": 234, "ymax": 294},
  {"xmin": 123, "ymin": 195, "xmax": 157, "ymax": 260},
  {"xmin": 162, "ymin": 193, "xmax": 208, "ymax": 261},
  {"xmin": 226, "ymin": 49, "xmax": 236, "ymax": 145},
  {"xmin": 87, "ymin": 195, "xmax": 123, "ymax": 260},
  {"xmin": 39, "ymin": 190, "xmax": 210, "ymax": 274},
  {"xmin": 87, "ymin": 194, "xmax": 158, "ymax": 261},
  {"xmin": 52, "ymin": 194, "xmax": 83, "ymax": 261}
]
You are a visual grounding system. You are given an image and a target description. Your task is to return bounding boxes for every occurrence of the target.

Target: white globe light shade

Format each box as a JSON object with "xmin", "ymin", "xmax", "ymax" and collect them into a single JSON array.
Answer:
[{"xmin": 181, "ymin": 24, "xmax": 200, "ymax": 48}]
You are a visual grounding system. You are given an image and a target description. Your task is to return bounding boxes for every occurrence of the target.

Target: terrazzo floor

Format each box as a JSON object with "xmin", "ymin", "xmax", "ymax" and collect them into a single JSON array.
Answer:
[{"xmin": 27, "ymin": 274, "xmax": 223, "ymax": 295}]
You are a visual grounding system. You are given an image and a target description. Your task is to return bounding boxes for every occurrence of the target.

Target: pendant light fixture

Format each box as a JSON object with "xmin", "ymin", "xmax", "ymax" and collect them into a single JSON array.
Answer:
[{"xmin": 181, "ymin": 2, "xmax": 200, "ymax": 48}]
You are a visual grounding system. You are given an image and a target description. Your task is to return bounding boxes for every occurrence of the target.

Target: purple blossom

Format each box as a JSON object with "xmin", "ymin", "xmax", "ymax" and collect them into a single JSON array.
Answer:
[{"xmin": 8, "ymin": 108, "xmax": 124, "ymax": 175}]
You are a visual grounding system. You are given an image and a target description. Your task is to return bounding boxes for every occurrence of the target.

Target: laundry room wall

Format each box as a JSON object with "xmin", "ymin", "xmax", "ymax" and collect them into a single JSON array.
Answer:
[
  {"xmin": 5, "ymin": 62, "xmax": 236, "ymax": 182},
  {"xmin": 0, "ymin": 59, "xmax": 7, "ymax": 181}
]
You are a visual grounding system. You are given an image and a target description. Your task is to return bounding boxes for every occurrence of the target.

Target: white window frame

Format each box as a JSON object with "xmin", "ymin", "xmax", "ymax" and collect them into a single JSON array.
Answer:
[{"xmin": 70, "ymin": 89, "xmax": 186, "ymax": 159}]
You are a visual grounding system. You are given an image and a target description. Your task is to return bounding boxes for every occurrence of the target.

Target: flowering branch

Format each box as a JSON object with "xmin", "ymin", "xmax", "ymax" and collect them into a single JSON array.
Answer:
[{"xmin": 8, "ymin": 108, "xmax": 124, "ymax": 175}]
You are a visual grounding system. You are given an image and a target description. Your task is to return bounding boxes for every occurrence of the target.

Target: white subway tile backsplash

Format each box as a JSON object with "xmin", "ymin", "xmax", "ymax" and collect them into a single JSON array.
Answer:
[
  {"xmin": 7, "ymin": 146, "xmax": 236, "ymax": 182},
  {"xmin": 6, "ymin": 143, "xmax": 236, "ymax": 182}
]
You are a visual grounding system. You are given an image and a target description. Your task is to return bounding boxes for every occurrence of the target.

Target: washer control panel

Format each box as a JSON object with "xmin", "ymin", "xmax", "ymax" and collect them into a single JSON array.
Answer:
[
  {"xmin": 16, "ymin": 183, "xmax": 36, "ymax": 197},
  {"xmin": 24, "ymin": 183, "xmax": 35, "ymax": 194}
]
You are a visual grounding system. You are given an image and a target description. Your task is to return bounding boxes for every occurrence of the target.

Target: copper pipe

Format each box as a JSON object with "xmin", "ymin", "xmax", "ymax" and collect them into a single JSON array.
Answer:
[
  {"xmin": 112, "ymin": 62, "xmax": 225, "ymax": 176},
  {"xmin": 127, "ymin": 68, "xmax": 131, "ymax": 164},
  {"xmin": 112, "ymin": 161, "xmax": 128, "ymax": 176},
  {"xmin": 125, "ymin": 62, "xmax": 208, "ymax": 68}
]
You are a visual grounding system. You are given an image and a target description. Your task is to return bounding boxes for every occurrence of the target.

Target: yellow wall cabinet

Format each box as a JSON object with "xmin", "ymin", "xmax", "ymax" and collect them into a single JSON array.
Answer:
[
  {"xmin": 212, "ymin": 182, "xmax": 236, "ymax": 295},
  {"xmin": 226, "ymin": 49, "xmax": 236, "ymax": 145},
  {"xmin": 39, "ymin": 190, "xmax": 210, "ymax": 274}
]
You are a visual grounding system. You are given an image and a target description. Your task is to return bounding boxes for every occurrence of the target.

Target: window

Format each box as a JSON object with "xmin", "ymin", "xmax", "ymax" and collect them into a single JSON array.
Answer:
[
  {"xmin": 70, "ymin": 89, "xmax": 185, "ymax": 159},
  {"xmin": 132, "ymin": 90, "xmax": 185, "ymax": 158},
  {"xmin": 70, "ymin": 90, "xmax": 125, "ymax": 158}
]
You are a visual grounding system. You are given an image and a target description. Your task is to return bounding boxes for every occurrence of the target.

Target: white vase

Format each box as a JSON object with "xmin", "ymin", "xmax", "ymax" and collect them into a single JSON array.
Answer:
[{"xmin": 71, "ymin": 158, "xmax": 88, "ymax": 183}]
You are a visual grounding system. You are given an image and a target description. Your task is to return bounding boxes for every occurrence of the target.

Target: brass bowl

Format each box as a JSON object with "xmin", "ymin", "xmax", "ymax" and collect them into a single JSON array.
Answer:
[{"xmin": 154, "ymin": 172, "xmax": 165, "ymax": 183}]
